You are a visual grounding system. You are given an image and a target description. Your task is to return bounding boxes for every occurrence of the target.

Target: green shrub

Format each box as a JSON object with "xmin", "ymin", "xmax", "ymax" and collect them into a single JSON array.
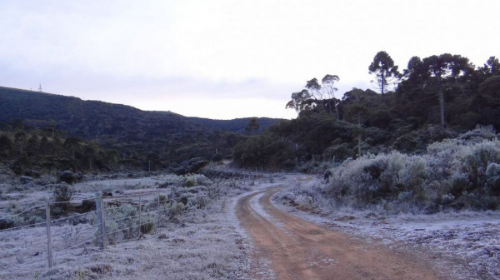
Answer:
[
  {"xmin": 170, "ymin": 201, "xmax": 184, "ymax": 216},
  {"xmin": 52, "ymin": 183, "xmax": 74, "ymax": 215},
  {"xmin": 184, "ymin": 177, "xmax": 196, "ymax": 187},
  {"xmin": 106, "ymin": 203, "xmax": 138, "ymax": 240},
  {"xmin": 140, "ymin": 218, "xmax": 155, "ymax": 234},
  {"xmin": 158, "ymin": 193, "xmax": 168, "ymax": 204}
]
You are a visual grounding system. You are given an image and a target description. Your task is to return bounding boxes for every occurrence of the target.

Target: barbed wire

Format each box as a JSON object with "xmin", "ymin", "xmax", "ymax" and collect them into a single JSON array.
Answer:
[
  {"xmin": 0, "ymin": 213, "xmax": 98, "ymax": 234},
  {"xmin": 100, "ymin": 218, "xmax": 159, "ymax": 238},
  {"xmin": 0, "ymin": 220, "xmax": 47, "ymax": 233},
  {"xmin": 49, "ymin": 226, "xmax": 95, "ymax": 239},
  {"xmin": 105, "ymin": 191, "xmax": 162, "ymax": 199},
  {"xmin": 6, "ymin": 227, "xmax": 96, "ymax": 251},
  {"xmin": 53, "ymin": 236, "xmax": 97, "ymax": 254},
  {"xmin": 0, "ymin": 200, "xmax": 171, "ymax": 233},
  {"xmin": 0, "ymin": 204, "xmax": 45, "ymax": 219},
  {"xmin": 48, "ymin": 210, "xmax": 97, "ymax": 223},
  {"xmin": 105, "ymin": 209, "xmax": 164, "ymax": 224},
  {"xmin": 0, "ymin": 189, "xmax": 192, "ymax": 273},
  {"xmin": 48, "ymin": 200, "xmax": 90, "ymax": 205},
  {"xmin": 9, "ymin": 238, "xmax": 53, "ymax": 250}
]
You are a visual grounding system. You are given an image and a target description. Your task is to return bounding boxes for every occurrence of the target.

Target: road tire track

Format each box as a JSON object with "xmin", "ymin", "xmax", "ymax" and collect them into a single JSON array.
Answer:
[{"xmin": 236, "ymin": 186, "xmax": 453, "ymax": 280}]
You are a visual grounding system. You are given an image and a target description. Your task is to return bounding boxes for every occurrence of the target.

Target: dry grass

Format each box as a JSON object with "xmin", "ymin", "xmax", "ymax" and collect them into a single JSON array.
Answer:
[{"xmin": 0, "ymin": 174, "xmax": 261, "ymax": 280}]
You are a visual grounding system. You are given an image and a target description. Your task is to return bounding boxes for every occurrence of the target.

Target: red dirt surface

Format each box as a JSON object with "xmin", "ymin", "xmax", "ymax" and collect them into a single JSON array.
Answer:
[{"xmin": 236, "ymin": 187, "xmax": 454, "ymax": 280}]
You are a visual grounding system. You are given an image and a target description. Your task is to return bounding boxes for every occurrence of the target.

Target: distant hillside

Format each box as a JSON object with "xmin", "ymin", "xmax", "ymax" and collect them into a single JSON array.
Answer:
[
  {"xmin": 0, "ymin": 86, "xmax": 280, "ymax": 138},
  {"xmin": 0, "ymin": 86, "xmax": 281, "ymax": 167},
  {"xmin": 187, "ymin": 117, "xmax": 281, "ymax": 134},
  {"xmin": 0, "ymin": 86, "xmax": 186, "ymax": 138}
]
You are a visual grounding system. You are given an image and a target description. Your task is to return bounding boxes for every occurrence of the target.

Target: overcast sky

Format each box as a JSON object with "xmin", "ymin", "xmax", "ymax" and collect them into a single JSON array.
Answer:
[{"xmin": 1, "ymin": 0, "xmax": 499, "ymax": 120}]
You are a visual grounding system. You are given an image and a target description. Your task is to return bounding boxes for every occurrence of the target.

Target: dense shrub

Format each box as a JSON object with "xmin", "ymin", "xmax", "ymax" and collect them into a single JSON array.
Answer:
[
  {"xmin": 140, "ymin": 218, "xmax": 155, "ymax": 234},
  {"xmin": 105, "ymin": 203, "xmax": 138, "ymax": 241},
  {"xmin": 233, "ymin": 133, "xmax": 295, "ymax": 170},
  {"xmin": 59, "ymin": 170, "xmax": 83, "ymax": 184},
  {"xmin": 321, "ymin": 130, "xmax": 500, "ymax": 213},
  {"xmin": 183, "ymin": 174, "xmax": 211, "ymax": 187},
  {"xmin": 52, "ymin": 183, "xmax": 74, "ymax": 215}
]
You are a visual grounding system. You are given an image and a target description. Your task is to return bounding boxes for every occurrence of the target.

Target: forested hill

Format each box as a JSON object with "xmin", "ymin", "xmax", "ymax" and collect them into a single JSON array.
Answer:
[
  {"xmin": 0, "ymin": 86, "xmax": 280, "ymax": 138},
  {"xmin": 0, "ymin": 86, "xmax": 281, "ymax": 170},
  {"xmin": 0, "ymin": 86, "xmax": 190, "ymax": 139},
  {"xmin": 187, "ymin": 117, "xmax": 281, "ymax": 134}
]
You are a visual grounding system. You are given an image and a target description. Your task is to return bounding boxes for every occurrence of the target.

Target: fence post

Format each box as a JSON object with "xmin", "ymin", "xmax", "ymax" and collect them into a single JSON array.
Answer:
[
  {"xmin": 95, "ymin": 192, "xmax": 106, "ymax": 249},
  {"xmin": 46, "ymin": 199, "xmax": 53, "ymax": 268},
  {"xmin": 138, "ymin": 194, "xmax": 142, "ymax": 237},
  {"xmin": 156, "ymin": 190, "xmax": 160, "ymax": 231}
]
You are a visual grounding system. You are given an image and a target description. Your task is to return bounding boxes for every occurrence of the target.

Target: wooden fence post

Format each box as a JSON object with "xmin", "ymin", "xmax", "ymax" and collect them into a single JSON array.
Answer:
[
  {"xmin": 156, "ymin": 190, "xmax": 160, "ymax": 230},
  {"xmin": 138, "ymin": 194, "xmax": 142, "ymax": 237},
  {"xmin": 46, "ymin": 199, "xmax": 53, "ymax": 268},
  {"xmin": 95, "ymin": 192, "xmax": 106, "ymax": 249}
]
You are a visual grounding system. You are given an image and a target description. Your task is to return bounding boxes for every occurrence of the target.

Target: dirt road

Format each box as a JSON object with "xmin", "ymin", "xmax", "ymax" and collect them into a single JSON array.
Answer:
[{"xmin": 236, "ymin": 186, "xmax": 452, "ymax": 280}]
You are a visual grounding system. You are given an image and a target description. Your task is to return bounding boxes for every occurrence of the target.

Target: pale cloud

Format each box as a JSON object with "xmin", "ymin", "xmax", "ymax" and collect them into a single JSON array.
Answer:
[{"xmin": 0, "ymin": 0, "xmax": 499, "ymax": 119}]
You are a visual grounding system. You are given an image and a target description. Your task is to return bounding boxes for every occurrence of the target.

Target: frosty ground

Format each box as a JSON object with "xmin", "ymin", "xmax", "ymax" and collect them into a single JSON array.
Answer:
[
  {"xmin": 274, "ymin": 176, "xmax": 500, "ymax": 280},
  {"xmin": 1, "ymin": 173, "xmax": 499, "ymax": 279},
  {"xmin": 0, "ymin": 173, "xmax": 257, "ymax": 280}
]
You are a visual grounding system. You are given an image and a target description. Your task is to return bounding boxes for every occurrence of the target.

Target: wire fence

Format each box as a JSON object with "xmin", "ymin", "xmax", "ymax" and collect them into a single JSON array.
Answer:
[
  {"xmin": 0, "ymin": 189, "xmax": 184, "ymax": 278},
  {"xmin": 0, "ymin": 171, "xmax": 279, "ymax": 278}
]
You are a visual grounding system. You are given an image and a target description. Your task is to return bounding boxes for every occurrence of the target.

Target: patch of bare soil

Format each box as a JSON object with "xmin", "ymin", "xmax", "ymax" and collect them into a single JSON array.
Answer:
[{"xmin": 236, "ymin": 186, "xmax": 454, "ymax": 280}]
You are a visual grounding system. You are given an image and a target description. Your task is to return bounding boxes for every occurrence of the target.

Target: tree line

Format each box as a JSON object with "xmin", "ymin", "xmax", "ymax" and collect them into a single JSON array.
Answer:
[
  {"xmin": 233, "ymin": 52, "xmax": 500, "ymax": 171},
  {"xmin": 0, "ymin": 121, "xmax": 121, "ymax": 176}
]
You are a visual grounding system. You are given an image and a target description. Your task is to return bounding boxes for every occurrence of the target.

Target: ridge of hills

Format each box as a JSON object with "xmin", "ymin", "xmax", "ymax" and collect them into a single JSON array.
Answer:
[
  {"xmin": 0, "ymin": 86, "xmax": 281, "ymax": 172},
  {"xmin": 0, "ymin": 86, "xmax": 280, "ymax": 137}
]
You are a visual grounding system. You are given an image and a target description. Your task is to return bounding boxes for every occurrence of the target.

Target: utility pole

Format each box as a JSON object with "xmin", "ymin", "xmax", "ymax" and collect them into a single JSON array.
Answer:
[{"xmin": 39, "ymin": 84, "xmax": 42, "ymax": 92}]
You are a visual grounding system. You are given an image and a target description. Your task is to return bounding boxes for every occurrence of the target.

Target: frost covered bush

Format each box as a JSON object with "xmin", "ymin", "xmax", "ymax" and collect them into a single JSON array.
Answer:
[
  {"xmin": 104, "ymin": 203, "xmax": 159, "ymax": 243},
  {"xmin": 325, "ymin": 152, "xmax": 430, "ymax": 212},
  {"xmin": 140, "ymin": 217, "xmax": 155, "ymax": 234},
  {"xmin": 158, "ymin": 192, "xmax": 168, "ymax": 204},
  {"xmin": 190, "ymin": 195, "xmax": 209, "ymax": 209},
  {"xmin": 170, "ymin": 201, "xmax": 184, "ymax": 216},
  {"xmin": 427, "ymin": 139, "xmax": 500, "ymax": 210},
  {"xmin": 486, "ymin": 163, "xmax": 500, "ymax": 195},
  {"xmin": 183, "ymin": 174, "xmax": 211, "ymax": 187},
  {"xmin": 184, "ymin": 177, "xmax": 197, "ymax": 187},
  {"xmin": 459, "ymin": 125, "xmax": 496, "ymax": 141},
  {"xmin": 106, "ymin": 203, "xmax": 138, "ymax": 241},
  {"xmin": 322, "ymin": 133, "xmax": 500, "ymax": 213},
  {"xmin": 52, "ymin": 183, "xmax": 74, "ymax": 215},
  {"xmin": 275, "ymin": 181, "xmax": 333, "ymax": 213}
]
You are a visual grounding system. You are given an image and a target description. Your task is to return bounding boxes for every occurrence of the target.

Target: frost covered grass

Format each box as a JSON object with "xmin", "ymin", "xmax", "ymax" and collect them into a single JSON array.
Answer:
[
  {"xmin": 273, "ymin": 128, "xmax": 500, "ymax": 279},
  {"xmin": 282, "ymin": 128, "xmax": 500, "ymax": 214},
  {"xmin": 35, "ymin": 206, "xmax": 248, "ymax": 280},
  {"xmin": 0, "ymin": 173, "xmax": 262, "ymax": 280}
]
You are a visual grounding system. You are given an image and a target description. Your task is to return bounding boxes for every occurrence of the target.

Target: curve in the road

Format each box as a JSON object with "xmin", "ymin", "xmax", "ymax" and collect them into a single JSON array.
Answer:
[{"xmin": 236, "ymin": 186, "xmax": 452, "ymax": 280}]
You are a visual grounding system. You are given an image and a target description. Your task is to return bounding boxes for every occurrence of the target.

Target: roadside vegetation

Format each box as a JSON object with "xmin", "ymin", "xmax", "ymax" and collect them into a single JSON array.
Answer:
[{"xmin": 276, "ymin": 126, "xmax": 500, "ymax": 214}]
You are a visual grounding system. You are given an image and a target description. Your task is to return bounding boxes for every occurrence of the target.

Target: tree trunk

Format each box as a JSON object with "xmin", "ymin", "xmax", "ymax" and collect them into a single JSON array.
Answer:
[
  {"xmin": 335, "ymin": 103, "xmax": 340, "ymax": 120},
  {"xmin": 439, "ymin": 90, "xmax": 445, "ymax": 129},
  {"xmin": 357, "ymin": 114, "xmax": 362, "ymax": 158},
  {"xmin": 381, "ymin": 72, "xmax": 385, "ymax": 95}
]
